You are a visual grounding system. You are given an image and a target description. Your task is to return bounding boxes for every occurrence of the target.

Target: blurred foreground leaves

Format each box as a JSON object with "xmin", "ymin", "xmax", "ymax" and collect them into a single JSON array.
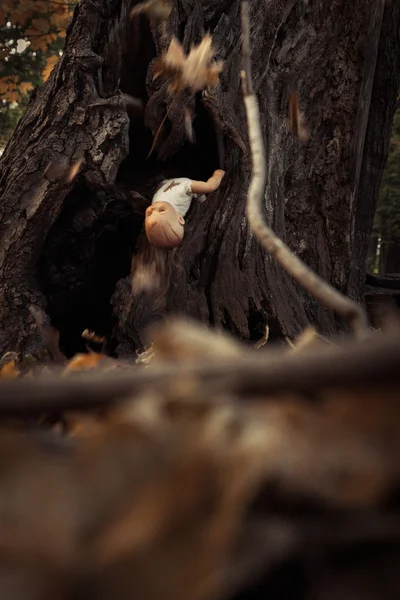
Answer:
[{"xmin": 0, "ymin": 319, "xmax": 399, "ymax": 599}]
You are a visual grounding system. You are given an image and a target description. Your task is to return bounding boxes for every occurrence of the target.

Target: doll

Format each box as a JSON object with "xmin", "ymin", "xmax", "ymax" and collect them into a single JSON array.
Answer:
[{"xmin": 145, "ymin": 169, "xmax": 225, "ymax": 249}]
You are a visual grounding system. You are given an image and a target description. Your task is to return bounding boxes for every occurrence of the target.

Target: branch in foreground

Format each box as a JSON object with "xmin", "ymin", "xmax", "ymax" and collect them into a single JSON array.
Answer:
[
  {"xmin": 0, "ymin": 332, "xmax": 399, "ymax": 415},
  {"xmin": 240, "ymin": 1, "xmax": 369, "ymax": 338}
]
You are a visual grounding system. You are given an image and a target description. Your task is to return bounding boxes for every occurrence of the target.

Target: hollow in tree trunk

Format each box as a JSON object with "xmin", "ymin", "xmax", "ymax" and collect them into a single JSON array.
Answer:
[{"xmin": 0, "ymin": 0, "xmax": 399, "ymax": 357}]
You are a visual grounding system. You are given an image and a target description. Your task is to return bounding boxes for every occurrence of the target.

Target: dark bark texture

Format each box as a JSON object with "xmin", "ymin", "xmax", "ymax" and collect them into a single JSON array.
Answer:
[{"xmin": 0, "ymin": 0, "xmax": 399, "ymax": 356}]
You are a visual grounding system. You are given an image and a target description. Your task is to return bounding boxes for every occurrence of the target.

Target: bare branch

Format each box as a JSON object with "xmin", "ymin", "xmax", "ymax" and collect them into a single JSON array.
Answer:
[
  {"xmin": 240, "ymin": 1, "xmax": 369, "ymax": 338},
  {"xmin": 240, "ymin": 2, "xmax": 253, "ymax": 96}
]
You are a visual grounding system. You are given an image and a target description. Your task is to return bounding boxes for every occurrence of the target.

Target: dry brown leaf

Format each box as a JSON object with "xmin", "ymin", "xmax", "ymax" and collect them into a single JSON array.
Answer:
[
  {"xmin": 130, "ymin": 0, "xmax": 172, "ymax": 21},
  {"xmin": 254, "ymin": 324, "xmax": 269, "ymax": 349},
  {"xmin": 292, "ymin": 327, "xmax": 319, "ymax": 351},
  {"xmin": 184, "ymin": 106, "xmax": 195, "ymax": 143},
  {"xmin": 64, "ymin": 412, "xmax": 107, "ymax": 438},
  {"xmin": 0, "ymin": 360, "xmax": 19, "ymax": 380},
  {"xmin": 153, "ymin": 34, "xmax": 223, "ymax": 95},
  {"xmin": 62, "ymin": 353, "xmax": 107, "ymax": 376},
  {"xmin": 136, "ymin": 345, "xmax": 156, "ymax": 365},
  {"xmin": 44, "ymin": 158, "xmax": 83, "ymax": 183},
  {"xmin": 65, "ymin": 158, "xmax": 83, "ymax": 183},
  {"xmin": 43, "ymin": 160, "xmax": 68, "ymax": 181},
  {"xmin": 149, "ymin": 318, "xmax": 247, "ymax": 361},
  {"xmin": 154, "ymin": 37, "xmax": 185, "ymax": 78},
  {"xmin": 183, "ymin": 34, "xmax": 223, "ymax": 92},
  {"xmin": 289, "ymin": 91, "xmax": 309, "ymax": 142},
  {"xmin": 285, "ymin": 336, "xmax": 296, "ymax": 349},
  {"xmin": 121, "ymin": 93, "xmax": 144, "ymax": 110},
  {"xmin": 82, "ymin": 329, "xmax": 105, "ymax": 345},
  {"xmin": 289, "ymin": 327, "xmax": 335, "ymax": 352},
  {"xmin": 42, "ymin": 54, "xmax": 58, "ymax": 82}
]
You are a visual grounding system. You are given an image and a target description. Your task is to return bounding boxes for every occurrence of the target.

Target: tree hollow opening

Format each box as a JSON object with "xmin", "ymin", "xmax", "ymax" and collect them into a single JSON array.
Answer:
[{"xmin": 37, "ymin": 20, "xmax": 223, "ymax": 358}]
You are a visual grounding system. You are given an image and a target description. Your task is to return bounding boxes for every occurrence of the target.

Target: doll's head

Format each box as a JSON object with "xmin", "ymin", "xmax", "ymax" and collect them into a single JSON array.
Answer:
[{"xmin": 145, "ymin": 201, "xmax": 185, "ymax": 249}]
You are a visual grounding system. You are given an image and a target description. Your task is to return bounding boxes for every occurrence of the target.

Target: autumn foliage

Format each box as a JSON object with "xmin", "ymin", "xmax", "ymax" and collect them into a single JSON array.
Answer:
[{"xmin": 0, "ymin": 0, "xmax": 75, "ymax": 102}]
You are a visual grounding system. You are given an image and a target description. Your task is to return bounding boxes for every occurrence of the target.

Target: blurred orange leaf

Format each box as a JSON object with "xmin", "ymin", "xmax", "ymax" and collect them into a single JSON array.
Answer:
[
  {"xmin": 31, "ymin": 18, "xmax": 50, "ymax": 32},
  {"xmin": 29, "ymin": 34, "xmax": 56, "ymax": 52},
  {"xmin": 12, "ymin": 8, "xmax": 33, "ymax": 27},
  {"xmin": 42, "ymin": 55, "xmax": 59, "ymax": 82},
  {"xmin": 0, "ymin": 360, "xmax": 19, "ymax": 380},
  {"xmin": 3, "ymin": 90, "xmax": 20, "ymax": 102},
  {"xmin": 51, "ymin": 11, "xmax": 70, "ymax": 29},
  {"xmin": 63, "ymin": 353, "xmax": 107, "ymax": 376},
  {"xmin": 19, "ymin": 81, "xmax": 34, "ymax": 94}
]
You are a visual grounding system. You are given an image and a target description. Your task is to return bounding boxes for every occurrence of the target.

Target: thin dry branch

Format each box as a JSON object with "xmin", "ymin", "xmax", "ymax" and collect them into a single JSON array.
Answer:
[{"xmin": 240, "ymin": 1, "xmax": 369, "ymax": 337}]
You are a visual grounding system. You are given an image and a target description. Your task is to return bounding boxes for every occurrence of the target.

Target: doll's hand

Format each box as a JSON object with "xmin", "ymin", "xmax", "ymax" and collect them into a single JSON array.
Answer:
[{"xmin": 214, "ymin": 169, "xmax": 225, "ymax": 179}]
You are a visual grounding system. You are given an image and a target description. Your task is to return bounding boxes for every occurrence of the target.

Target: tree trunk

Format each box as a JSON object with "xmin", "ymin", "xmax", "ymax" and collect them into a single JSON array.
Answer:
[{"xmin": 0, "ymin": 0, "xmax": 398, "ymax": 357}]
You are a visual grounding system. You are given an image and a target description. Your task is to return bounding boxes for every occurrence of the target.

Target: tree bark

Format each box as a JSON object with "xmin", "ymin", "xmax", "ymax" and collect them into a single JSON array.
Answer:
[{"xmin": 0, "ymin": 0, "xmax": 399, "ymax": 357}]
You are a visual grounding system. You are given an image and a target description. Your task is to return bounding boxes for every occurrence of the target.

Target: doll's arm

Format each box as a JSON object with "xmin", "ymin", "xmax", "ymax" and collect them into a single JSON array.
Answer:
[{"xmin": 191, "ymin": 170, "xmax": 225, "ymax": 195}]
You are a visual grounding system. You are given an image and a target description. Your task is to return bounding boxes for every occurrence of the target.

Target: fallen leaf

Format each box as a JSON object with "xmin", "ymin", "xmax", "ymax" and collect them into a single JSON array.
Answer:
[
  {"xmin": 149, "ymin": 318, "xmax": 246, "ymax": 361},
  {"xmin": 254, "ymin": 324, "xmax": 269, "ymax": 349},
  {"xmin": 44, "ymin": 158, "xmax": 83, "ymax": 183},
  {"xmin": 184, "ymin": 107, "xmax": 195, "ymax": 143},
  {"xmin": 62, "ymin": 353, "xmax": 107, "ymax": 376},
  {"xmin": 289, "ymin": 91, "xmax": 310, "ymax": 142},
  {"xmin": 290, "ymin": 327, "xmax": 335, "ymax": 351},
  {"xmin": 122, "ymin": 93, "xmax": 144, "ymax": 110},
  {"xmin": 0, "ymin": 360, "xmax": 19, "ymax": 380},
  {"xmin": 82, "ymin": 330, "xmax": 106, "ymax": 345},
  {"xmin": 65, "ymin": 159, "xmax": 83, "ymax": 183},
  {"xmin": 153, "ymin": 34, "xmax": 223, "ymax": 95},
  {"xmin": 63, "ymin": 412, "xmax": 106, "ymax": 438},
  {"xmin": 136, "ymin": 345, "xmax": 155, "ymax": 365},
  {"xmin": 130, "ymin": 0, "xmax": 172, "ymax": 21}
]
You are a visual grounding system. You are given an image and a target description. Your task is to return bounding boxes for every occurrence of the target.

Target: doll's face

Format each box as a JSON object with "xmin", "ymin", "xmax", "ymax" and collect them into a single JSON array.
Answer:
[{"xmin": 145, "ymin": 201, "xmax": 185, "ymax": 249}]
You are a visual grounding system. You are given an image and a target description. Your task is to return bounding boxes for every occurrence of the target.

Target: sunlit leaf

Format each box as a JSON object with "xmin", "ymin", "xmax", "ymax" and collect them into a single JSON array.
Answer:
[
  {"xmin": 19, "ymin": 81, "xmax": 34, "ymax": 94},
  {"xmin": 153, "ymin": 34, "xmax": 223, "ymax": 95},
  {"xmin": 42, "ymin": 54, "xmax": 59, "ymax": 81}
]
